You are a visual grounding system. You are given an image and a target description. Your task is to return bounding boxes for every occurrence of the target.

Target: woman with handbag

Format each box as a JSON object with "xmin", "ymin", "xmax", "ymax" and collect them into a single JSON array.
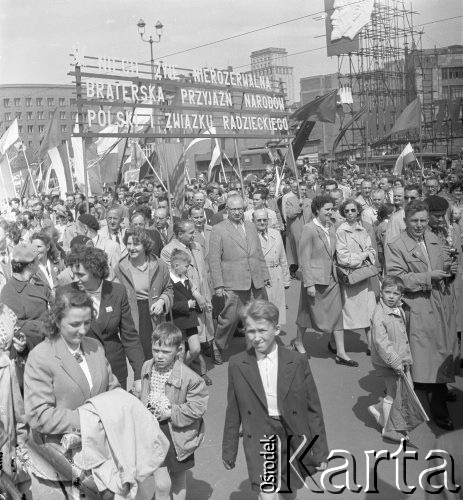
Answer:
[
  {"xmin": 296, "ymin": 195, "xmax": 357, "ymax": 365},
  {"xmin": 336, "ymin": 199, "xmax": 377, "ymax": 355}
]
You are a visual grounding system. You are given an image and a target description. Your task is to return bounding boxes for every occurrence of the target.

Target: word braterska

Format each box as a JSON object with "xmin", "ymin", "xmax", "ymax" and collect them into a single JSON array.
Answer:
[{"xmin": 260, "ymin": 435, "xmax": 461, "ymax": 495}]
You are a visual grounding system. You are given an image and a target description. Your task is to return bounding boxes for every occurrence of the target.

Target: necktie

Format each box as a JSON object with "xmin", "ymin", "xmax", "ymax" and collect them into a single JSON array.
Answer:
[
  {"xmin": 74, "ymin": 352, "xmax": 84, "ymax": 363},
  {"xmin": 115, "ymin": 233, "xmax": 120, "ymax": 244},
  {"xmin": 184, "ymin": 279, "xmax": 191, "ymax": 293}
]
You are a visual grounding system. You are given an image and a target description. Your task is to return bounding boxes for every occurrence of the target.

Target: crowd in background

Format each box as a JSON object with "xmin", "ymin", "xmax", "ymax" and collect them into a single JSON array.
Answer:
[{"xmin": 1, "ymin": 157, "xmax": 463, "ymax": 499}]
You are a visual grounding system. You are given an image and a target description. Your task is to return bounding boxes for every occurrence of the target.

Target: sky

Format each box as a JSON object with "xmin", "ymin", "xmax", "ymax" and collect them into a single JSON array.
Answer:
[{"xmin": 0, "ymin": 0, "xmax": 462, "ymax": 94}]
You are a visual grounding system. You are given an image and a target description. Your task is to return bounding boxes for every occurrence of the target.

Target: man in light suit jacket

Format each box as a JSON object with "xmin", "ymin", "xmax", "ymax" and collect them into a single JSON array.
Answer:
[
  {"xmin": 209, "ymin": 195, "xmax": 270, "ymax": 356},
  {"xmin": 222, "ymin": 300, "xmax": 328, "ymax": 498}
]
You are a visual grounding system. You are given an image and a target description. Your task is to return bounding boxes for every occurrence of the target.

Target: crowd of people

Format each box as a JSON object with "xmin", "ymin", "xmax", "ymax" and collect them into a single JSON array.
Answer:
[{"xmin": 0, "ymin": 160, "xmax": 462, "ymax": 499}]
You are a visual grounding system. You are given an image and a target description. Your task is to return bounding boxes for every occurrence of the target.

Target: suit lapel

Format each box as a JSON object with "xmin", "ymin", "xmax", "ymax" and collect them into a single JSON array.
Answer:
[
  {"xmin": 53, "ymin": 336, "xmax": 91, "ymax": 400},
  {"xmin": 277, "ymin": 347, "xmax": 297, "ymax": 405},
  {"xmin": 237, "ymin": 350, "xmax": 268, "ymax": 411},
  {"xmin": 225, "ymin": 220, "xmax": 247, "ymax": 251},
  {"xmin": 314, "ymin": 224, "xmax": 331, "ymax": 257},
  {"xmin": 93, "ymin": 280, "xmax": 112, "ymax": 336},
  {"xmin": 425, "ymin": 232, "xmax": 441, "ymax": 269}
]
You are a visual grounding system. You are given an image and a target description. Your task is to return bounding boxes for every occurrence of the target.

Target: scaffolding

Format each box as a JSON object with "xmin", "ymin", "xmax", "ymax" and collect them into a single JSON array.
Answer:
[{"xmin": 335, "ymin": 0, "xmax": 422, "ymax": 159}]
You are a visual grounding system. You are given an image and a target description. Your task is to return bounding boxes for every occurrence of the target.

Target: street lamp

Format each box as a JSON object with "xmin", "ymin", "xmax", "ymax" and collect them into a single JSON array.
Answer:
[{"xmin": 136, "ymin": 18, "xmax": 163, "ymax": 80}]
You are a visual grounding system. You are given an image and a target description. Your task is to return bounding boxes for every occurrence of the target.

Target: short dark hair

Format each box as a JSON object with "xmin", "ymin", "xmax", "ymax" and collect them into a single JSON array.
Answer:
[
  {"xmin": 171, "ymin": 248, "xmax": 191, "ymax": 264},
  {"xmin": 321, "ymin": 179, "xmax": 338, "ymax": 190},
  {"xmin": 252, "ymin": 189, "xmax": 267, "ymax": 200},
  {"xmin": 152, "ymin": 322, "xmax": 183, "ymax": 348},
  {"xmin": 173, "ymin": 219, "xmax": 193, "ymax": 236},
  {"xmin": 69, "ymin": 246, "xmax": 109, "ymax": 280},
  {"xmin": 376, "ymin": 203, "xmax": 395, "ymax": 222},
  {"xmin": 404, "ymin": 183, "xmax": 422, "ymax": 196},
  {"xmin": 404, "ymin": 199, "xmax": 429, "ymax": 220},
  {"xmin": 339, "ymin": 198, "xmax": 362, "ymax": 218},
  {"xmin": 241, "ymin": 299, "xmax": 279, "ymax": 326},
  {"xmin": 381, "ymin": 275, "xmax": 405, "ymax": 293},
  {"xmin": 311, "ymin": 194, "xmax": 333, "ymax": 216}
]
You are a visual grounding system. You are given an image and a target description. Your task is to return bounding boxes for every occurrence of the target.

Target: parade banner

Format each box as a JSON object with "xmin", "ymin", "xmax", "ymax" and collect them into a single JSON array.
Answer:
[{"xmin": 70, "ymin": 55, "xmax": 291, "ymax": 141}]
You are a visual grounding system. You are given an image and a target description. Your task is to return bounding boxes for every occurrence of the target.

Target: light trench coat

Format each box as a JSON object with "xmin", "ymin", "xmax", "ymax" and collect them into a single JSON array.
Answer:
[
  {"xmin": 258, "ymin": 228, "xmax": 291, "ymax": 324},
  {"xmin": 336, "ymin": 221, "xmax": 377, "ymax": 330}
]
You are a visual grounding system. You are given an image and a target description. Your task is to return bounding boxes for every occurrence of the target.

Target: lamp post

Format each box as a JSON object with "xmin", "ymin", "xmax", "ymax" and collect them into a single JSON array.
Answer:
[{"xmin": 136, "ymin": 19, "xmax": 163, "ymax": 80}]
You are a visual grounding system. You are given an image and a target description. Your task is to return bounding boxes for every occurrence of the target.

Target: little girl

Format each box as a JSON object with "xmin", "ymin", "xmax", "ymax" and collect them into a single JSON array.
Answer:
[{"xmin": 140, "ymin": 322, "xmax": 208, "ymax": 500}]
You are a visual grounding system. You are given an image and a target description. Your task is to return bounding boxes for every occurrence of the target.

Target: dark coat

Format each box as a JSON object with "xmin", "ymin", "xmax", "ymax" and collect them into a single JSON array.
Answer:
[
  {"xmin": 171, "ymin": 280, "xmax": 200, "ymax": 331},
  {"xmin": 0, "ymin": 276, "xmax": 51, "ymax": 350},
  {"xmin": 59, "ymin": 281, "xmax": 145, "ymax": 384},
  {"xmin": 222, "ymin": 347, "xmax": 329, "ymax": 486}
]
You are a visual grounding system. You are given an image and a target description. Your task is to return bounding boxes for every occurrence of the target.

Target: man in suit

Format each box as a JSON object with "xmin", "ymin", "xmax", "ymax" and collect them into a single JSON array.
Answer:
[
  {"xmin": 285, "ymin": 183, "xmax": 312, "ymax": 268},
  {"xmin": 209, "ymin": 195, "xmax": 270, "ymax": 357},
  {"xmin": 182, "ymin": 191, "xmax": 214, "ymax": 225},
  {"xmin": 222, "ymin": 300, "xmax": 328, "ymax": 499},
  {"xmin": 153, "ymin": 207, "xmax": 174, "ymax": 247}
]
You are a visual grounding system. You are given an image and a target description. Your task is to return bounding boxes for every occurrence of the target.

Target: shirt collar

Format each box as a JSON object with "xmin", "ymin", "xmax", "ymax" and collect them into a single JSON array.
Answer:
[
  {"xmin": 85, "ymin": 281, "xmax": 103, "ymax": 295},
  {"xmin": 380, "ymin": 298, "xmax": 403, "ymax": 316},
  {"xmin": 170, "ymin": 272, "xmax": 187, "ymax": 284},
  {"xmin": 255, "ymin": 343, "xmax": 278, "ymax": 361},
  {"xmin": 313, "ymin": 218, "xmax": 330, "ymax": 230}
]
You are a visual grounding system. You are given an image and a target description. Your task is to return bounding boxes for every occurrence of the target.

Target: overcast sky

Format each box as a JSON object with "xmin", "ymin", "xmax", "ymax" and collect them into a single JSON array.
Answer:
[{"xmin": 1, "ymin": 0, "xmax": 462, "ymax": 94}]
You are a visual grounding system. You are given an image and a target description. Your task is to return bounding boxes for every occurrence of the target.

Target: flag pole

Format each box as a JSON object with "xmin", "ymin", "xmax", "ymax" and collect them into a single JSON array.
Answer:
[
  {"xmin": 418, "ymin": 96, "xmax": 423, "ymax": 179},
  {"xmin": 365, "ymin": 89, "xmax": 369, "ymax": 175},
  {"xmin": 233, "ymin": 139, "xmax": 246, "ymax": 200},
  {"xmin": 136, "ymin": 142, "xmax": 167, "ymax": 191},
  {"xmin": 20, "ymin": 143, "xmax": 37, "ymax": 195}
]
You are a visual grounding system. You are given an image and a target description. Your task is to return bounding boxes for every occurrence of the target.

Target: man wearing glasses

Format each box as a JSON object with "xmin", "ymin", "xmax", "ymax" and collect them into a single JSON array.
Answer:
[{"xmin": 209, "ymin": 195, "xmax": 270, "ymax": 359}]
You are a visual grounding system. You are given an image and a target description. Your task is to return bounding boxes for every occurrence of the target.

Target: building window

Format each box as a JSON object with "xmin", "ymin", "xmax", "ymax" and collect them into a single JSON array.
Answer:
[
  {"xmin": 15, "ymin": 112, "xmax": 21, "ymax": 119},
  {"xmin": 451, "ymin": 86, "xmax": 463, "ymax": 98},
  {"xmin": 47, "ymin": 98, "xmax": 54, "ymax": 106},
  {"xmin": 37, "ymin": 111, "xmax": 44, "ymax": 120},
  {"xmin": 60, "ymin": 111, "xmax": 66, "ymax": 120},
  {"xmin": 3, "ymin": 99, "xmax": 10, "ymax": 107},
  {"xmin": 61, "ymin": 139, "xmax": 67, "ymax": 145},
  {"xmin": 38, "ymin": 125, "xmax": 45, "ymax": 133},
  {"xmin": 4, "ymin": 113, "xmax": 10, "ymax": 121},
  {"xmin": 49, "ymin": 111, "xmax": 54, "ymax": 119},
  {"xmin": 27, "ymin": 125, "xmax": 33, "ymax": 133},
  {"xmin": 26, "ymin": 112, "xmax": 33, "ymax": 120},
  {"xmin": 14, "ymin": 98, "xmax": 20, "ymax": 106},
  {"xmin": 61, "ymin": 125, "xmax": 67, "ymax": 133},
  {"xmin": 71, "ymin": 112, "xmax": 77, "ymax": 121},
  {"xmin": 25, "ymin": 98, "xmax": 32, "ymax": 107},
  {"xmin": 59, "ymin": 98, "xmax": 66, "ymax": 106},
  {"xmin": 18, "ymin": 125, "xmax": 23, "ymax": 133},
  {"xmin": 36, "ymin": 97, "xmax": 43, "ymax": 106},
  {"xmin": 442, "ymin": 68, "xmax": 448, "ymax": 79}
]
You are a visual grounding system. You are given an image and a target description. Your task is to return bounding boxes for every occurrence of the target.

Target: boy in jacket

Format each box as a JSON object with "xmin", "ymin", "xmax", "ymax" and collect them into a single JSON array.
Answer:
[{"xmin": 368, "ymin": 275, "xmax": 413, "ymax": 442}]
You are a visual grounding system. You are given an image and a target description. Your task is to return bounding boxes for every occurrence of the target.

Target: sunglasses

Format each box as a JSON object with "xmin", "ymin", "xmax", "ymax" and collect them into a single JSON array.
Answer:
[{"xmin": 345, "ymin": 208, "xmax": 358, "ymax": 213}]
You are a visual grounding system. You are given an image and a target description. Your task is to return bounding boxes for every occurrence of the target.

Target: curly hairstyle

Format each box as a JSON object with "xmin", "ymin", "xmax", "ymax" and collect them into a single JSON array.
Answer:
[
  {"xmin": 404, "ymin": 199, "xmax": 429, "ymax": 220},
  {"xmin": 68, "ymin": 246, "xmax": 109, "ymax": 280},
  {"xmin": 311, "ymin": 194, "xmax": 333, "ymax": 216},
  {"xmin": 44, "ymin": 289, "xmax": 94, "ymax": 338},
  {"xmin": 376, "ymin": 203, "xmax": 395, "ymax": 223},
  {"xmin": 123, "ymin": 227, "xmax": 155, "ymax": 256},
  {"xmin": 339, "ymin": 198, "xmax": 363, "ymax": 218}
]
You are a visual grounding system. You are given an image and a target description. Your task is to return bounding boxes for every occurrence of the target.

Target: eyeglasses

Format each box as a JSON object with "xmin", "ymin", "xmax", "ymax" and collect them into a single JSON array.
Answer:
[
  {"xmin": 404, "ymin": 196, "xmax": 418, "ymax": 201},
  {"xmin": 228, "ymin": 208, "xmax": 244, "ymax": 212},
  {"xmin": 255, "ymin": 218, "xmax": 268, "ymax": 222},
  {"xmin": 345, "ymin": 208, "xmax": 358, "ymax": 213}
]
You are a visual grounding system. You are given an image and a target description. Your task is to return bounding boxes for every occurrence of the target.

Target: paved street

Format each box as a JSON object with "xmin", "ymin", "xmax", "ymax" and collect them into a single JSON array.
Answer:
[{"xmin": 186, "ymin": 280, "xmax": 463, "ymax": 500}]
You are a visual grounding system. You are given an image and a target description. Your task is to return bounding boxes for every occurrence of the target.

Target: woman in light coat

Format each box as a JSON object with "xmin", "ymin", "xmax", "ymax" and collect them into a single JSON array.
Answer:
[
  {"xmin": 336, "ymin": 198, "xmax": 377, "ymax": 353},
  {"xmin": 252, "ymin": 209, "xmax": 290, "ymax": 323}
]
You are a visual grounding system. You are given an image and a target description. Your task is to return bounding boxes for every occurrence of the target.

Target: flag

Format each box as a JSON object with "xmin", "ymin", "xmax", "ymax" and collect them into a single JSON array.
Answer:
[
  {"xmin": 155, "ymin": 143, "xmax": 184, "ymax": 211},
  {"xmin": 185, "ymin": 127, "xmax": 217, "ymax": 153},
  {"xmin": 0, "ymin": 156, "xmax": 16, "ymax": 200},
  {"xmin": 48, "ymin": 145, "xmax": 73, "ymax": 199},
  {"xmin": 289, "ymin": 89, "xmax": 338, "ymax": 124},
  {"xmin": 332, "ymin": 103, "xmax": 368, "ymax": 154},
  {"xmin": 38, "ymin": 108, "xmax": 61, "ymax": 159},
  {"xmin": 208, "ymin": 139, "xmax": 221, "ymax": 181},
  {"xmin": 393, "ymin": 143, "xmax": 415, "ymax": 175},
  {"xmin": 0, "ymin": 119, "xmax": 19, "ymax": 155},
  {"xmin": 292, "ymin": 121, "xmax": 316, "ymax": 162},
  {"xmin": 387, "ymin": 98, "xmax": 420, "ymax": 137}
]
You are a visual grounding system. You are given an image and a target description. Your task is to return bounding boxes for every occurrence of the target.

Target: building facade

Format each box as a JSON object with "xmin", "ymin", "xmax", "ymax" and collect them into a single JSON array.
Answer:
[
  {"xmin": 0, "ymin": 84, "xmax": 75, "ymax": 159},
  {"xmin": 250, "ymin": 48, "xmax": 295, "ymax": 104}
]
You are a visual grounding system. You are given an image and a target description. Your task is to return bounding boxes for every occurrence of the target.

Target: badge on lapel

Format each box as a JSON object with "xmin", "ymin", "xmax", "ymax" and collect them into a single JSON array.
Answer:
[{"xmin": 106, "ymin": 306, "xmax": 113, "ymax": 313}]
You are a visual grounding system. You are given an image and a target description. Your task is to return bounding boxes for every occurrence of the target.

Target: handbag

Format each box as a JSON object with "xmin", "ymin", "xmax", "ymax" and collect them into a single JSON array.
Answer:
[{"xmin": 335, "ymin": 260, "xmax": 379, "ymax": 286}]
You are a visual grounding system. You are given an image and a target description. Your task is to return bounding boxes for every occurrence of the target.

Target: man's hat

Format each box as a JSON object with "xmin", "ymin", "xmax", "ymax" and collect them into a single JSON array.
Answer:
[
  {"xmin": 78, "ymin": 214, "xmax": 100, "ymax": 232},
  {"xmin": 69, "ymin": 235, "xmax": 93, "ymax": 249},
  {"xmin": 425, "ymin": 195, "xmax": 449, "ymax": 213},
  {"xmin": 12, "ymin": 243, "xmax": 39, "ymax": 263}
]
